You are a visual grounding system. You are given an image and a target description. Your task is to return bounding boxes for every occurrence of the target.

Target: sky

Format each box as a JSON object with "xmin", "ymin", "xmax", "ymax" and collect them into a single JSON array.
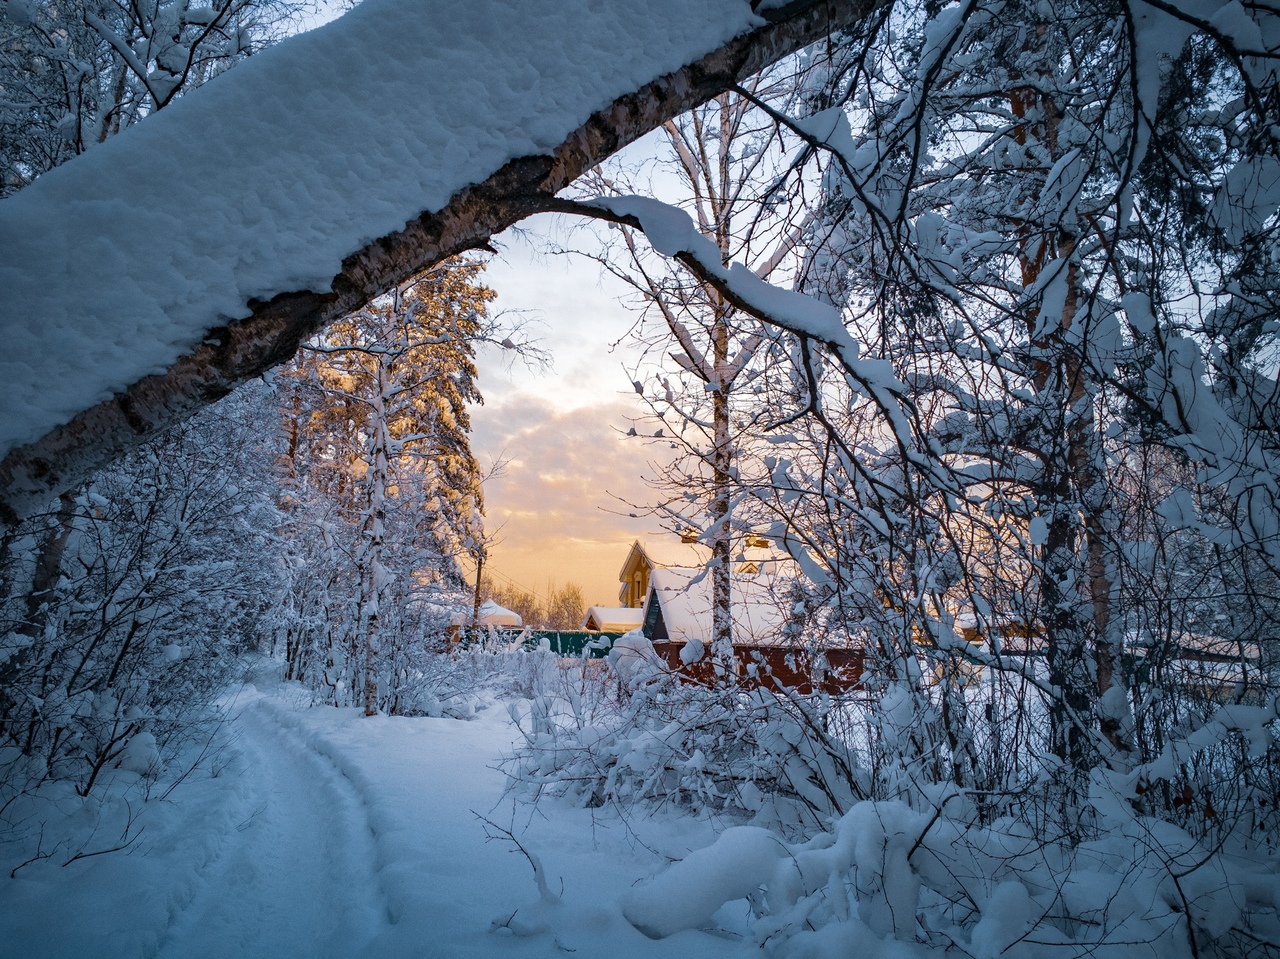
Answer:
[{"xmin": 469, "ymin": 211, "xmax": 676, "ymax": 608}]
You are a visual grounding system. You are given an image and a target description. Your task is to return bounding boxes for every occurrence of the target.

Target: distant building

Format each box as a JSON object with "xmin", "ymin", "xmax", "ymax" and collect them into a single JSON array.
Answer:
[
  {"xmin": 614, "ymin": 538, "xmax": 795, "ymax": 645},
  {"xmin": 579, "ymin": 606, "xmax": 645, "ymax": 632}
]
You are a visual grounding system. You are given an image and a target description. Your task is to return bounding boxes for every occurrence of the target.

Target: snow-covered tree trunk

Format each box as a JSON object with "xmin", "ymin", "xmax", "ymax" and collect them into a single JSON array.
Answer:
[
  {"xmin": 356, "ymin": 357, "xmax": 392, "ymax": 717},
  {"xmin": 709, "ymin": 331, "xmax": 734, "ymax": 672}
]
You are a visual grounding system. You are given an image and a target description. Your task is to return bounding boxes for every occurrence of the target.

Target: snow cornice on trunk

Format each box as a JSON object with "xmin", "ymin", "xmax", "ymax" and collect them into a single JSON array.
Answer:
[{"xmin": 0, "ymin": 0, "xmax": 886, "ymax": 526}]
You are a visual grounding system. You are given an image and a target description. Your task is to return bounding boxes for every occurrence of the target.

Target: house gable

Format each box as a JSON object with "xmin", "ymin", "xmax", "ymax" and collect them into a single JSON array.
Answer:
[
  {"xmin": 617, "ymin": 541, "xmax": 651, "ymax": 608},
  {"xmin": 642, "ymin": 590, "xmax": 668, "ymax": 641}
]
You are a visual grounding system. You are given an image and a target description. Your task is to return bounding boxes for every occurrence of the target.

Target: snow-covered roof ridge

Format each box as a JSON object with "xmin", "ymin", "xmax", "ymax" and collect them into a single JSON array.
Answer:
[
  {"xmin": 477, "ymin": 599, "xmax": 522, "ymax": 627},
  {"xmin": 637, "ymin": 538, "xmax": 711, "ymax": 571},
  {"xmin": 648, "ymin": 566, "xmax": 788, "ymax": 644}
]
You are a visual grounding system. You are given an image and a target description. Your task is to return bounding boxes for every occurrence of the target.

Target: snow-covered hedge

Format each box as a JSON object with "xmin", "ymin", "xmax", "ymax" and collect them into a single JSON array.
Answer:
[
  {"xmin": 500, "ymin": 633, "xmax": 1280, "ymax": 957},
  {"xmin": 505, "ymin": 631, "xmax": 868, "ymax": 830}
]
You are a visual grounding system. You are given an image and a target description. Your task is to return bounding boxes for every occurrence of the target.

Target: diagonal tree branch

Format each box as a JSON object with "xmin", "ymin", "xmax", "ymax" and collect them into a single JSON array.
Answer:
[{"xmin": 0, "ymin": 0, "xmax": 889, "ymax": 526}]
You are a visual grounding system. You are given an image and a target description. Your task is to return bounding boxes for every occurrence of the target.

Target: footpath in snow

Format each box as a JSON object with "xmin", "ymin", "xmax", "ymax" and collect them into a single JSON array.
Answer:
[{"xmin": 0, "ymin": 684, "xmax": 755, "ymax": 959}]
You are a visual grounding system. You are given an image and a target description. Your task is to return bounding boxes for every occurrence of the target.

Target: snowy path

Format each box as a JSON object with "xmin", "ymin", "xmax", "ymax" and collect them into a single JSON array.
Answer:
[
  {"xmin": 1, "ymin": 687, "xmax": 755, "ymax": 959},
  {"xmin": 155, "ymin": 705, "xmax": 389, "ymax": 959},
  {"xmin": 271, "ymin": 701, "xmax": 751, "ymax": 959}
]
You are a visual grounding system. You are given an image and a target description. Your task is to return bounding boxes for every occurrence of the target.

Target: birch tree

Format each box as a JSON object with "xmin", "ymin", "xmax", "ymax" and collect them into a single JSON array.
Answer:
[{"xmin": 589, "ymin": 87, "xmax": 812, "ymax": 668}]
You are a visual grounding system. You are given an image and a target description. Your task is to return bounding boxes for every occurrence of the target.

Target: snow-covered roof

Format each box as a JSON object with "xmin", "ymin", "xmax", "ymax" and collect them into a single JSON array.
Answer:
[
  {"xmin": 619, "ymin": 540, "xmax": 710, "ymax": 580},
  {"xmin": 647, "ymin": 566, "xmax": 790, "ymax": 644},
  {"xmin": 477, "ymin": 599, "xmax": 522, "ymax": 627},
  {"xmin": 0, "ymin": 0, "xmax": 759, "ymax": 458},
  {"xmin": 581, "ymin": 606, "xmax": 645, "ymax": 632},
  {"xmin": 622, "ymin": 537, "xmax": 793, "ymax": 581}
]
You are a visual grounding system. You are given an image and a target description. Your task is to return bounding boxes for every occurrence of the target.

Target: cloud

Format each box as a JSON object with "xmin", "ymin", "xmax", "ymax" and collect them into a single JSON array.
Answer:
[{"xmin": 470, "ymin": 394, "xmax": 676, "ymax": 604}]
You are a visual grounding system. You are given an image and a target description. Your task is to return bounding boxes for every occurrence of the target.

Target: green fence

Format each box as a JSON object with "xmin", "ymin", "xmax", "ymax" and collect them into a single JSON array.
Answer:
[{"xmin": 454, "ymin": 627, "xmax": 626, "ymax": 658}]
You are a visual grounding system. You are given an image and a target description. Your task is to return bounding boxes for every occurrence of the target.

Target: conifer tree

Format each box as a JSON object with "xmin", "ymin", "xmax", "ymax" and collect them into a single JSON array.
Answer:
[{"xmin": 278, "ymin": 256, "xmax": 492, "ymax": 712}]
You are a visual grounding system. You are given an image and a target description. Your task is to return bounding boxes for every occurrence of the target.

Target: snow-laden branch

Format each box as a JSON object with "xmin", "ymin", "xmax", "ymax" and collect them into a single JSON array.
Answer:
[
  {"xmin": 0, "ymin": 0, "xmax": 890, "ymax": 525},
  {"xmin": 559, "ymin": 195, "xmax": 924, "ymax": 471},
  {"xmin": 570, "ymin": 196, "xmax": 908, "ymax": 407}
]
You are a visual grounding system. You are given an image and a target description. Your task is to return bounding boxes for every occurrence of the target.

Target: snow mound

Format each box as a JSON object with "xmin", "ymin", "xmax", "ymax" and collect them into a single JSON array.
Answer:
[
  {"xmin": 623, "ymin": 826, "xmax": 786, "ymax": 938},
  {"xmin": 607, "ymin": 629, "xmax": 666, "ymax": 687}
]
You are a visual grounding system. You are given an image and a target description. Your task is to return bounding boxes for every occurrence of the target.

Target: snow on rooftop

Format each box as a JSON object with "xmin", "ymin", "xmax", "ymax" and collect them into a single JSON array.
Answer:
[
  {"xmin": 581, "ymin": 606, "xmax": 645, "ymax": 631},
  {"xmin": 0, "ymin": 0, "xmax": 759, "ymax": 457},
  {"xmin": 649, "ymin": 566, "xmax": 789, "ymax": 644},
  {"xmin": 632, "ymin": 539, "xmax": 711, "ymax": 572},
  {"xmin": 625, "ymin": 537, "xmax": 788, "ymax": 578},
  {"xmin": 477, "ymin": 599, "xmax": 522, "ymax": 627}
]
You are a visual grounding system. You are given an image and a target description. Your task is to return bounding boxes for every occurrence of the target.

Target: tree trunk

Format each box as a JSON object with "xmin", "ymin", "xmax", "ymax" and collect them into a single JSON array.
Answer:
[
  {"xmin": 710, "ymin": 345, "xmax": 734, "ymax": 675},
  {"xmin": 358, "ymin": 360, "xmax": 392, "ymax": 717}
]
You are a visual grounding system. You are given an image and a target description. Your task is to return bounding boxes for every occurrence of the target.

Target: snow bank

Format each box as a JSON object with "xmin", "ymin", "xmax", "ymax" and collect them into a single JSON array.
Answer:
[
  {"xmin": 0, "ymin": 0, "xmax": 759, "ymax": 455},
  {"xmin": 4, "ymin": 682, "xmax": 758, "ymax": 959},
  {"xmin": 623, "ymin": 826, "xmax": 787, "ymax": 938}
]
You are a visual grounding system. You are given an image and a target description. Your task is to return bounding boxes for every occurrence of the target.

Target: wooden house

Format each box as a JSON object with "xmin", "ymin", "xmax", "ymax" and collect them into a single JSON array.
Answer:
[
  {"xmin": 614, "ymin": 538, "xmax": 794, "ymax": 643},
  {"xmin": 611, "ymin": 538, "xmax": 864, "ymax": 693}
]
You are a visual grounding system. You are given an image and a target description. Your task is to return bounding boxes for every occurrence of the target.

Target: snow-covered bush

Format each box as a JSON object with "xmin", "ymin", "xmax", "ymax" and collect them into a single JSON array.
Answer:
[
  {"xmin": 503, "ymin": 628, "xmax": 1279, "ymax": 955},
  {"xmin": 505, "ymin": 632, "xmax": 869, "ymax": 831},
  {"xmin": 621, "ymin": 793, "xmax": 1280, "ymax": 957},
  {"xmin": 619, "ymin": 698, "xmax": 1280, "ymax": 958},
  {"xmin": 0, "ymin": 395, "xmax": 279, "ymax": 801}
]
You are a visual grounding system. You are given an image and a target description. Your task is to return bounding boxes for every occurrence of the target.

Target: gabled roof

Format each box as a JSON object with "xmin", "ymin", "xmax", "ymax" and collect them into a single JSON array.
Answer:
[
  {"xmin": 645, "ymin": 566, "xmax": 791, "ymax": 645},
  {"xmin": 618, "ymin": 537, "xmax": 790, "ymax": 582},
  {"xmin": 618, "ymin": 539, "xmax": 710, "ymax": 582}
]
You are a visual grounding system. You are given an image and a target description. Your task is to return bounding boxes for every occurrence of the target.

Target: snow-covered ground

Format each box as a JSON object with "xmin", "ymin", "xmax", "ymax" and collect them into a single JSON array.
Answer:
[
  {"xmin": 0, "ymin": 680, "xmax": 756, "ymax": 959},
  {"xmin": 5, "ymin": 664, "xmax": 1277, "ymax": 959}
]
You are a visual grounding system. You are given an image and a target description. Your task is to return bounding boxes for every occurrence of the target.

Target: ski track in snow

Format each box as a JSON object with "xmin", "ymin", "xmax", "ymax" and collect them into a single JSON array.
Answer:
[{"xmin": 155, "ymin": 704, "xmax": 388, "ymax": 959}]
